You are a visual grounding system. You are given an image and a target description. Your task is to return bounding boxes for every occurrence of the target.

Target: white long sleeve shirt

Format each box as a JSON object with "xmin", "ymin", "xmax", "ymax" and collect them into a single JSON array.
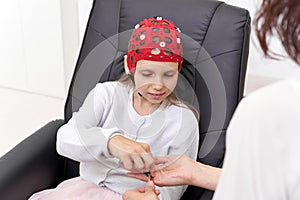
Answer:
[
  {"xmin": 213, "ymin": 79, "xmax": 300, "ymax": 200},
  {"xmin": 57, "ymin": 81, "xmax": 199, "ymax": 200}
]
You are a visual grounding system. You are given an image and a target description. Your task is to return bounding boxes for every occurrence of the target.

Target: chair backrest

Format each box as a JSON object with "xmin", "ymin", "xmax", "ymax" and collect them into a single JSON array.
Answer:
[{"xmin": 63, "ymin": 0, "xmax": 250, "ymax": 199}]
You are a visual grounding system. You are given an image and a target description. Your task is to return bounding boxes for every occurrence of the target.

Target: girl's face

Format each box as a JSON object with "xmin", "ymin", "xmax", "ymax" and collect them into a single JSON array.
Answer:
[{"xmin": 134, "ymin": 60, "xmax": 179, "ymax": 104}]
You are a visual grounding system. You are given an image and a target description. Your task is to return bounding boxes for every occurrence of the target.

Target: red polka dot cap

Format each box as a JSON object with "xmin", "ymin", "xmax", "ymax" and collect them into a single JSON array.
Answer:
[{"xmin": 127, "ymin": 17, "xmax": 183, "ymax": 74}]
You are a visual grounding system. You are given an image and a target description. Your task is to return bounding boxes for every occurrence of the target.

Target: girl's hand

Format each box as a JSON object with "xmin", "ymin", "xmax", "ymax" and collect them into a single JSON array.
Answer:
[
  {"xmin": 122, "ymin": 181, "xmax": 160, "ymax": 200},
  {"xmin": 127, "ymin": 154, "xmax": 196, "ymax": 186},
  {"xmin": 108, "ymin": 135, "xmax": 154, "ymax": 172}
]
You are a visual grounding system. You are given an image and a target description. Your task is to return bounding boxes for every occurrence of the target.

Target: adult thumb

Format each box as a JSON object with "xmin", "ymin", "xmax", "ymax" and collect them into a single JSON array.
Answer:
[{"xmin": 145, "ymin": 181, "xmax": 155, "ymax": 192}]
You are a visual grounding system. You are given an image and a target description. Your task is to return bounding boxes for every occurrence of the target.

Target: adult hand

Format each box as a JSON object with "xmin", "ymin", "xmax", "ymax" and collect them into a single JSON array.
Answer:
[
  {"xmin": 108, "ymin": 135, "xmax": 154, "ymax": 172},
  {"xmin": 127, "ymin": 154, "xmax": 221, "ymax": 191},
  {"xmin": 127, "ymin": 154, "xmax": 196, "ymax": 186},
  {"xmin": 122, "ymin": 181, "xmax": 160, "ymax": 200}
]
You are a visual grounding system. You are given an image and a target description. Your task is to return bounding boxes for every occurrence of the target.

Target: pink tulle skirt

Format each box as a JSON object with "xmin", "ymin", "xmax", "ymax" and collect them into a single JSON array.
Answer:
[{"xmin": 28, "ymin": 177, "xmax": 122, "ymax": 200}]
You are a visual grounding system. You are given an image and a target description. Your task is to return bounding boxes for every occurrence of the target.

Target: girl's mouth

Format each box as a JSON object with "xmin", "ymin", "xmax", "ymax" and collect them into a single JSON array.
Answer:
[{"xmin": 148, "ymin": 92, "xmax": 165, "ymax": 100}]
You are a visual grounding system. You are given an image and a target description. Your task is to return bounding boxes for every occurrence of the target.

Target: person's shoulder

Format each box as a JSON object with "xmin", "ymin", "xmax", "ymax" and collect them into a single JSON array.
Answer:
[
  {"xmin": 229, "ymin": 79, "xmax": 300, "ymax": 141},
  {"xmin": 245, "ymin": 78, "xmax": 300, "ymax": 102},
  {"xmin": 240, "ymin": 78, "xmax": 300, "ymax": 115}
]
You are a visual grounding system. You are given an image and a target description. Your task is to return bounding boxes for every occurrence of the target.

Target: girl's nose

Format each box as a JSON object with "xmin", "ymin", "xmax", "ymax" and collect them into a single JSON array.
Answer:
[
  {"xmin": 151, "ymin": 76, "xmax": 165, "ymax": 89},
  {"xmin": 152, "ymin": 83, "xmax": 164, "ymax": 90}
]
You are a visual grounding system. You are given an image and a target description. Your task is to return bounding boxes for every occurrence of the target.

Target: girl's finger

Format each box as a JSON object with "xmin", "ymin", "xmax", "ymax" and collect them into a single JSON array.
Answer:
[
  {"xmin": 121, "ymin": 156, "xmax": 133, "ymax": 170},
  {"xmin": 155, "ymin": 189, "xmax": 160, "ymax": 195},
  {"xmin": 137, "ymin": 187, "xmax": 145, "ymax": 193},
  {"xmin": 141, "ymin": 153, "xmax": 154, "ymax": 171},
  {"xmin": 145, "ymin": 181, "xmax": 155, "ymax": 192},
  {"xmin": 131, "ymin": 154, "xmax": 145, "ymax": 170}
]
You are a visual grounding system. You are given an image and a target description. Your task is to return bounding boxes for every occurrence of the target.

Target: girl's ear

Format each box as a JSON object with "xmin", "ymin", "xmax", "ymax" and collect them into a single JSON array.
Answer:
[{"xmin": 124, "ymin": 55, "xmax": 130, "ymax": 74}]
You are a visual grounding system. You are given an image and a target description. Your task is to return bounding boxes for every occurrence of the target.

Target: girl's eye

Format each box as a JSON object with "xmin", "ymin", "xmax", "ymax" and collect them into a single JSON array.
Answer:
[
  {"xmin": 164, "ymin": 73, "xmax": 175, "ymax": 77},
  {"xmin": 142, "ymin": 73, "xmax": 153, "ymax": 77}
]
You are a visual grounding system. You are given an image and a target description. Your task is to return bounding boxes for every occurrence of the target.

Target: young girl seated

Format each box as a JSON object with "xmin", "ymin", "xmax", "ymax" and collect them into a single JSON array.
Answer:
[{"xmin": 29, "ymin": 17, "xmax": 199, "ymax": 200}]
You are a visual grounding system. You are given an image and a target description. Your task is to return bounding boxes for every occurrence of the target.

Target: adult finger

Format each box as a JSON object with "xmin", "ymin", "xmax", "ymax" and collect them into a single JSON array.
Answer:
[
  {"xmin": 126, "ymin": 172, "xmax": 149, "ymax": 182},
  {"xmin": 151, "ymin": 170, "xmax": 185, "ymax": 186},
  {"xmin": 153, "ymin": 156, "xmax": 171, "ymax": 166}
]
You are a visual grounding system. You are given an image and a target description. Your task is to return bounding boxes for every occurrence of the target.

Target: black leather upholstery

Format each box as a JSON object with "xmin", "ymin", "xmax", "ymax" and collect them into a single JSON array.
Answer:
[
  {"xmin": 0, "ymin": 0, "xmax": 250, "ymax": 199},
  {"xmin": 0, "ymin": 120, "xmax": 65, "ymax": 200}
]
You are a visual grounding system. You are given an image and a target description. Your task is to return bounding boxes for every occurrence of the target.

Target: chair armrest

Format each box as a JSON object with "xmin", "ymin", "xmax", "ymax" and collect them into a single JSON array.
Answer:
[{"xmin": 0, "ymin": 119, "xmax": 65, "ymax": 200}]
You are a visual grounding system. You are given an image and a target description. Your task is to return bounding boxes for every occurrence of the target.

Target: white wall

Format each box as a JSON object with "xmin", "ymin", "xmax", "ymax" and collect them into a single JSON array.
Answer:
[
  {"xmin": 0, "ymin": 0, "xmax": 93, "ymax": 98},
  {"xmin": 57, "ymin": 0, "xmax": 93, "ymax": 92},
  {"xmin": 222, "ymin": 0, "xmax": 300, "ymax": 79},
  {"xmin": 78, "ymin": 0, "xmax": 93, "ymax": 45},
  {"xmin": 0, "ymin": 0, "xmax": 27, "ymax": 91},
  {"xmin": 0, "ymin": 0, "xmax": 65, "ymax": 98}
]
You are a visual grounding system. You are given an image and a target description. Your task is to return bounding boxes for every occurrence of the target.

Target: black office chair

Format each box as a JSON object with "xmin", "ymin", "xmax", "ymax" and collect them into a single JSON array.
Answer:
[{"xmin": 0, "ymin": 0, "xmax": 250, "ymax": 199}]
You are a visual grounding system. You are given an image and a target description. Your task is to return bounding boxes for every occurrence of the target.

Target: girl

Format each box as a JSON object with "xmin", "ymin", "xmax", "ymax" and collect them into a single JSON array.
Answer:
[{"xmin": 29, "ymin": 17, "xmax": 199, "ymax": 200}]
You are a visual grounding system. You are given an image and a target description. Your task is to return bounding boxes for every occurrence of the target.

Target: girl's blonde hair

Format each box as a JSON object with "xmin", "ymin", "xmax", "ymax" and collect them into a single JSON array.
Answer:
[{"xmin": 118, "ymin": 73, "xmax": 200, "ymax": 121}]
